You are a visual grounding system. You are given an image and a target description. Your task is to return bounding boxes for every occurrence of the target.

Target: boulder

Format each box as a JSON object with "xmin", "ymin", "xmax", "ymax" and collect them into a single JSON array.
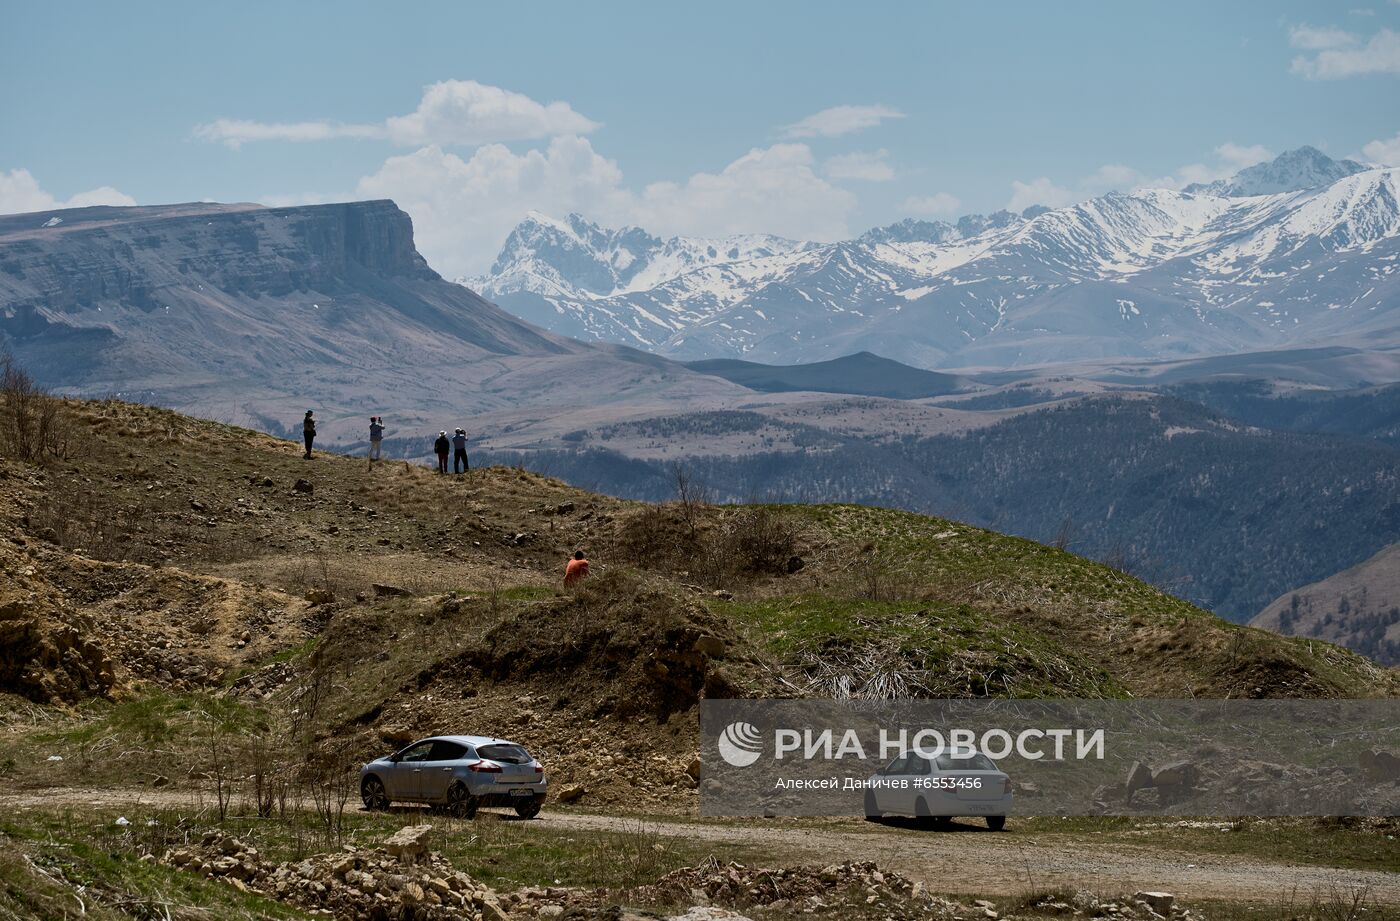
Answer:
[
  {"xmin": 292, "ymin": 479, "xmax": 314, "ymax": 494},
  {"xmin": 556, "ymin": 784, "xmax": 587, "ymax": 804},
  {"xmin": 1359, "ymin": 749, "xmax": 1400, "ymax": 783},
  {"xmin": 1125, "ymin": 760, "xmax": 1153, "ymax": 798},
  {"xmin": 1151, "ymin": 761, "xmax": 1198, "ymax": 788},
  {"xmin": 383, "ymin": 825, "xmax": 433, "ymax": 864}
]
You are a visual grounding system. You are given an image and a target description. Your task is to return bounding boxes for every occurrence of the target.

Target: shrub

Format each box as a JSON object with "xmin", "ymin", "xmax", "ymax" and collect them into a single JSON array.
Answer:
[{"xmin": 0, "ymin": 350, "xmax": 68, "ymax": 462}]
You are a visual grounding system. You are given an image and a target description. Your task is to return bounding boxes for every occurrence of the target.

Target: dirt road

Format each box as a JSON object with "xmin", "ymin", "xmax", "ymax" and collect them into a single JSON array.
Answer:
[
  {"xmin": 4, "ymin": 788, "xmax": 1395, "ymax": 903},
  {"xmin": 539, "ymin": 812, "xmax": 1400, "ymax": 904}
]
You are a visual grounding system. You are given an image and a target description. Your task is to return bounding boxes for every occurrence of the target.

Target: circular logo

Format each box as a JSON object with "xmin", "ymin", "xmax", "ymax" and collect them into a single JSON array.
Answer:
[{"xmin": 717, "ymin": 721, "xmax": 763, "ymax": 767}]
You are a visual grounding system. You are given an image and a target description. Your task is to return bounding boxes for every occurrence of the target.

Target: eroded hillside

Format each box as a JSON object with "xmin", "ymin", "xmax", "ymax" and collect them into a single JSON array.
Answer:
[{"xmin": 1, "ymin": 397, "xmax": 1396, "ymax": 812}]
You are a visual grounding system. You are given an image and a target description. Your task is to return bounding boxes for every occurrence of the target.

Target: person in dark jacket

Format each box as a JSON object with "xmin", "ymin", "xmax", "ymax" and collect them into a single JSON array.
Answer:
[
  {"xmin": 302, "ymin": 411, "xmax": 316, "ymax": 459},
  {"xmin": 433, "ymin": 431, "xmax": 450, "ymax": 474},
  {"xmin": 451, "ymin": 428, "xmax": 470, "ymax": 474},
  {"xmin": 368, "ymin": 416, "xmax": 384, "ymax": 462}
]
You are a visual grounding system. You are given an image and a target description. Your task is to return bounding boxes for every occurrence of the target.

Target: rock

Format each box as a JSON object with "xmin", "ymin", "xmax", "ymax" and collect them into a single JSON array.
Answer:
[
  {"xmin": 555, "ymin": 502, "xmax": 575, "ymax": 515},
  {"xmin": 479, "ymin": 892, "xmax": 511, "ymax": 921},
  {"xmin": 686, "ymin": 757, "xmax": 703, "ymax": 781},
  {"xmin": 383, "ymin": 824, "xmax": 433, "ymax": 863},
  {"xmin": 304, "ymin": 588, "xmax": 335, "ymax": 606},
  {"xmin": 1125, "ymin": 760, "xmax": 1153, "ymax": 799},
  {"xmin": 1135, "ymin": 892, "xmax": 1175, "ymax": 915},
  {"xmin": 693, "ymin": 634, "xmax": 726, "ymax": 658},
  {"xmin": 401, "ymin": 881, "xmax": 424, "ymax": 904},
  {"xmin": 1360, "ymin": 749, "xmax": 1400, "ymax": 782},
  {"xmin": 292, "ymin": 478, "xmax": 314, "ymax": 494},
  {"xmin": 373, "ymin": 583, "xmax": 414, "ymax": 598},
  {"xmin": 556, "ymin": 784, "xmax": 587, "ymax": 804},
  {"xmin": 538, "ymin": 907, "xmax": 564, "ymax": 919},
  {"xmin": 1151, "ymin": 761, "xmax": 1198, "ymax": 788}
]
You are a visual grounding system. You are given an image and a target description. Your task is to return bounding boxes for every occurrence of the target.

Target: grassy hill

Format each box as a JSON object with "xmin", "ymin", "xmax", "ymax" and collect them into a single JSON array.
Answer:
[{"xmin": 1, "ymin": 396, "xmax": 1396, "ymax": 811}]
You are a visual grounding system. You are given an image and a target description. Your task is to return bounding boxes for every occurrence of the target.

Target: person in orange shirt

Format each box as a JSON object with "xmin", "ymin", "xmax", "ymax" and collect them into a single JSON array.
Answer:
[{"xmin": 563, "ymin": 550, "xmax": 590, "ymax": 586}]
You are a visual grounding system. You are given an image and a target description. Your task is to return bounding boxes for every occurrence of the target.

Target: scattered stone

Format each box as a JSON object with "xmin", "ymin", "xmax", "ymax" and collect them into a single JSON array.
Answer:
[
  {"xmin": 372, "ymin": 583, "xmax": 414, "ymax": 598},
  {"xmin": 1134, "ymin": 891, "xmax": 1175, "ymax": 915},
  {"xmin": 292, "ymin": 478, "xmax": 314, "ymax": 494}
]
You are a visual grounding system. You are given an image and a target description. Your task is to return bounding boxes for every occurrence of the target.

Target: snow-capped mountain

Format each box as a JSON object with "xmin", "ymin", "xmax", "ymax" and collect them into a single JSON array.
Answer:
[
  {"xmin": 1182, "ymin": 146, "xmax": 1367, "ymax": 197},
  {"xmin": 466, "ymin": 149, "xmax": 1400, "ymax": 368}
]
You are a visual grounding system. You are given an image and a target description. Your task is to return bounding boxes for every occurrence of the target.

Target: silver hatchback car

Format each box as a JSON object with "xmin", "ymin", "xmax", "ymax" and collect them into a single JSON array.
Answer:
[
  {"xmin": 359, "ymin": 735, "xmax": 548, "ymax": 818},
  {"xmin": 864, "ymin": 749, "xmax": 1012, "ymax": 830}
]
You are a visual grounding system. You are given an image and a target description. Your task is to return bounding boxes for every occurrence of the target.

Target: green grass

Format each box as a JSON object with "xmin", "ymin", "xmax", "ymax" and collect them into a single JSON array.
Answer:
[
  {"xmin": 713, "ymin": 594, "xmax": 1127, "ymax": 698},
  {"xmin": 1, "ymin": 813, "xmax": 311, "ymax": 920},
  {"xmin": 0, "ymin": 804, "xmax": 763, "ymax": 904},
  {"xmin": 1014, "ymin": 815, "xmax": 1400, "ymax": 874}
]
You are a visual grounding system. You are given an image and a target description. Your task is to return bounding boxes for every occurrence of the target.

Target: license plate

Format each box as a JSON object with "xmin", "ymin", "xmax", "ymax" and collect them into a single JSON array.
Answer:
[{"xmin": 510, "ymin": 788, "xmax": 532, "ymax": 797}]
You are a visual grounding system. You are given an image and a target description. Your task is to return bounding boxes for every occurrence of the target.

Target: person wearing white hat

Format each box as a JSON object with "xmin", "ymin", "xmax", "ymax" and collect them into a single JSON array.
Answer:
[{"xmin": 433, "ymin": 431, "xmax": 450, "ymax": 474}]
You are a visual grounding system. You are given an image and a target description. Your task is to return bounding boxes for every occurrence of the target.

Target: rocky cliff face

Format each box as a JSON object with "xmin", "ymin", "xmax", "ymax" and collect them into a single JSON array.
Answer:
[
  {"xmin": 0, "ymin": 200, "xmax": 435, "ymax": 317},
  {"xmin": 0, "ymin": 200, "xmax": 740, "ymax": 442}
]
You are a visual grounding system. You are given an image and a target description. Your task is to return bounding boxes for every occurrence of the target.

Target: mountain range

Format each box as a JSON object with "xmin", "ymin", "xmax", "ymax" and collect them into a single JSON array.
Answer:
[
  {"xmin": 468, "ymin": 147, "xmax": 1400, "ymax": 369},
  {"xmin": 0, "ymin": 200, "xmax": 745, "ymax": 442}
]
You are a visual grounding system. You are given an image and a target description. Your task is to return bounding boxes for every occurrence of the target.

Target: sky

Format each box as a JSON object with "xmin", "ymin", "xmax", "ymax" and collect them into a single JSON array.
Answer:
[{"xmin": 3, "ymin": 1, "xmax": 1400, "ymax": 277}]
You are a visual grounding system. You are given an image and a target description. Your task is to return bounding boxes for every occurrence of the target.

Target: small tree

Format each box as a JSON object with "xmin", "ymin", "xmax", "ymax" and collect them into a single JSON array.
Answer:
[{"xmin": 0, "ymin": 350, "xmax": 68, "ymax": 462}]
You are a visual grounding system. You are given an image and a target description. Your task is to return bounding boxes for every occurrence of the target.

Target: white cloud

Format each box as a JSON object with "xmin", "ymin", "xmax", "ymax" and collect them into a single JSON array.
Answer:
[
  {"xmin": 0, "ymin": 168, "xmax": 136, "ymax": 215},
  {"xmin": 193, "ymin": 120, "xmax": 382, "ymax": 149},
  {"xmin": 1290, "ymin": 26, "xmax": 1400, "ymax": 78},
  {"xmin": 1141, "ymin": 142, "xmax": 1273, "ymax": 190},
  {"xmin": 354, "ymin": 139, "xmax": 854, "ymax": 276},
  {"xmin": 1007, "ymin": 177, "xmax": 1075, "ymax": 211},
  {"xmin": 824, "ymin": 149, "xmax": 895, "ymax": 182},
  {"xmin": 901, "ymin": 192, "xmax": 961, "ymax": 216},
  {"xmin": 194, "ymin": 80, "xmax": 598, "ymax": 149},
  {"xmin": 355, "ymin": 137, "xmax": 630, "ymax": 277},
  {"xmin": 634, "ymin": 144, "xmax": 855, "ymax": 241},
  {"xmin": 780, "ymin": 104, "xmax": 904, "ymax": 139},
  {"xmin": 384, "ymin": 80, "xmax": 600, "ymax": 146},
  {"xmin": 1362, "ymin": 131, "xmax": 1400, "ymax": 164},
  {"xmin": 1288, "ymin": 24, "xmax": 1359, "ymax": 50}
]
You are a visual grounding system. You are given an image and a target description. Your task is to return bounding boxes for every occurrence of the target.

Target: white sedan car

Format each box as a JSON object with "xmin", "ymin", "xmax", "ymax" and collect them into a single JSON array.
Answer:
[
  {"xmin": 864, "ymin": 749, "xmax": 1012, "ymax": 830},
  {"xmin": 359, "ymin": 735, "xmax": 547, "ymax": 818}
]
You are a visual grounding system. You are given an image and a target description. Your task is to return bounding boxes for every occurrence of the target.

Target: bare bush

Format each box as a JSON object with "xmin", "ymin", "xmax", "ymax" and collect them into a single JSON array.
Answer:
[
  {"xmin": 694, "ymin": 508, "xmax": 800, "ymax": 586},
  {"xmin": 0, "ymin": 350, "xmax": 69, "ymax": 463}
]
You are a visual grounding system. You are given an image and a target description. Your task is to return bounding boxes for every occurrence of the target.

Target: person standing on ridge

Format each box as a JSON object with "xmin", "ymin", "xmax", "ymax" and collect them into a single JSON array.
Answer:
[
  {"xmin": 433, "ymin": 431, "xmax": 450, "ymax": 474},
  {"xmin": 368, "ymin": 416, "xmax": 385, "ymax": 463},
  {"xmin": 302, "ymin": 410, "xmax": 316, "ymax": 459},
  {"xmin": 451, "ymin": 428, "xmax": 470, "ymax": 474},
  {"xmin": 564, "ymin": 549, "xmax": 590, "ymax": 586}
]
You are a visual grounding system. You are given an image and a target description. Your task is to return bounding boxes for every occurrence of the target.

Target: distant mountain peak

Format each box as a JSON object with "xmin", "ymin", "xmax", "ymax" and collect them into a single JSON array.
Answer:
[{"xmin": 1183, "ymin": 146, "xmax": 1368, "ymax": 197}]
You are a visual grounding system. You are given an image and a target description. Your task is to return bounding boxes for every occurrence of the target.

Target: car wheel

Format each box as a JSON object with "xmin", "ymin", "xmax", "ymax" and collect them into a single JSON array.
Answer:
[
  {"xmin": 986, "ymin": 815, "xmax": 1006, "ymax": 832},
  {"xmin": 361, "ymin": 776, "xmax": 390, "ymax": 811},
  {"xmin": 445, "ymin": 782, "xmax": 479, "ymax": 819},
  {"xmin": 514, "ymin": 799, "xmax": 542, "ymax": 820},
  {"xmin": 863, "ymin": 789, "xmax": 883, "ymax": 822}
]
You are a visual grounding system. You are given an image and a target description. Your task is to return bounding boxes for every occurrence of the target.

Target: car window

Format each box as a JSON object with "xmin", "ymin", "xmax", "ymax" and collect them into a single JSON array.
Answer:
[
  {"xmin": 477, "ymin": 743, "xmax": 532, "ymax": 764},
  {"xmin": 398, "ymin": 742, "xmax": 434, "ymax": 763},
  {"xmin": 884, "ymin": 755, "xmax": 909, "ymax": 775},
  {"xmin": 934, "ymin": 752, "xmax": 997, "ymax": 771},
  {"xmin": 428, "ymin": 741, "xmax": 467, "ymax": 761},
  {"xmin": 907, "ymin": 755, "xmax": 931, "ymax": 775}
]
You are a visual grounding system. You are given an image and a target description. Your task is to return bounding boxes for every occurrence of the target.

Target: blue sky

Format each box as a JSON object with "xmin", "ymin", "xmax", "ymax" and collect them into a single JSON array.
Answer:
[{"xmin": 3, "ymin": 0, "xmax": 1399, "ymax": 275}]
